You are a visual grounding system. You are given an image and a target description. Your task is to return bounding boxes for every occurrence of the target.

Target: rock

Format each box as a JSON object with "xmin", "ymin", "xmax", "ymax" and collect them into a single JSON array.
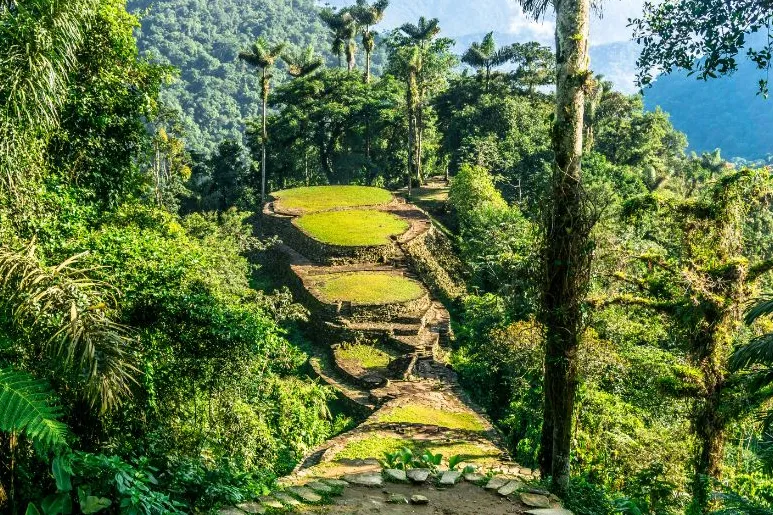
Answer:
[
  {"xmin": 343, "ymin": 473, "xmax": 383, "ymax": 487},
  {"xmin": 272, "ymin": 493, "xmax": 301, "ymax": 507},
  {"xmin": 259, "ymin": 497, "xmax": 283, "ymax": 509},
  {"xmin": 410, "ymin": 494, "xmax": 430, "ymax": 505},
  {"xmin": 525, "ymin": 510, "xmax": 573, "ymax": 515},
  {"xmin": 407, "ymin": 468, "xmax": 431, "ymax": 483},
  {"xmin": 235, "ymin": 503, "xmax": 264, "ymax": 514},
  {"xmin": 439, "ymin": 470, "xmax": 462, "ymax": 485},
  {"xmin": 322, "ymin": 479, "xmax": 349, "ymax": 488},
  {"xmin": 520, "ymin": 467, "xmax": 533, "ymax": 476},
  {"xmin": 497, "ymin": 480, "xmax": 524, "ymax": 497},
  {"xmin": 220, "ymin": 508, "xmax": 249, "ymax": 515},
  {"xmin": 288, "ymin": 486, "xmax": 323, "ymax": 504},
  {"xmin": 383, "ymin": 468, "xmax": 408, "ymax": 483},
  {"xmin": 463, "ymin": 472, "xmax": 486, "ymax": 483},
  {"xmin": 484, "ymin": 477, "xmax": 509, "ymax": 490},
  {"xmin": 387, "ymin": 493, "xmax": 409, "ymax": 504},
  {"xmin": 306, "ymin": 481, "xmax": 334, "ymax": 495},
  {"xmin": 520, "ymin": 493, "xmax": 552, "ymax": 508}
]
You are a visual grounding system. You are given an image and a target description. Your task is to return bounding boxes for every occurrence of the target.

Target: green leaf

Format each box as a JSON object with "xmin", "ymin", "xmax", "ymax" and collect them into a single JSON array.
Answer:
[
  {"xmin": 25, "ymin": 504, "xmax": 42, "ymax": 515},
  {"xmin": 80, "ymin": 495, "xmax": 112, "ymax": 514},
  {"xmin": 40, "ymin": 492, "xmax": 72, "ymax": 515},
  {"xmin": 52, "ymin": 456, "xmax": 73, "ymax": 492}
]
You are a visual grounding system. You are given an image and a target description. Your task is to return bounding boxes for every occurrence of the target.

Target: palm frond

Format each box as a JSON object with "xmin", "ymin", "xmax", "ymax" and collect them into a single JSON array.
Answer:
[
  {"xmin": 746, "ymin": 295, "xmax": 773, "ymax": 324},
  {"xmin": 0, "ymin": 367, "xmax": 70, "ymax": 452},
  {"xmin": 0, "ymin": 243, "xmax": 138, "ymax": 412},
  {"xmin": 730, "ymin": 334, "xmax": 773, "ymax": 371}
]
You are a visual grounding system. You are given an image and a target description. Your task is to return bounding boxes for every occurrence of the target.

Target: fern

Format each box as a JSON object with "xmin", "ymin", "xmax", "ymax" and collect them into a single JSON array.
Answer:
[{"xmin": 0, "ymin": 367, "xmax": 70, "ymax": 452}]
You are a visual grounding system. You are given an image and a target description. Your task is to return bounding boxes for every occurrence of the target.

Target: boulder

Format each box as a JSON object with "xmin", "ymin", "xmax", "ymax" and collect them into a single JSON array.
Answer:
[
  {"xmin": 387, "ymin": 493, "xmax": 409, "ymax": 504},
  {"xmin": 272, "ymin": 493, "xmax": 301, "ymax": 507},
  {"xmin": 410, "ymin": 494, "xmax": 430, "ymax": 505},
  {"xmin": 235, "ymin": 503, "xmax": 264, "ymax": 514},
  {"xmin": 439, "ymin": 470, "xmax": 462, "ymax": 485},
  {"xmin": 383, "ymin": 468, "xmax": 408, "ymax": 483},
  {"xmin": 288, "ymin": 486, "xmax": 323, "ymax": 504},
  {"xmin": 343, "ymin": 472, "xmax": 383, "ymax": 487},
  {"xmin": 463, "ymin": 473, "xmax": 486, "ymax": 484},
  {"xmin": 259, "ymin": 497, "xmax": 283, "ymax": 509},
  {"xmin": 497, "ymin": 480, "xmax": 524, "ymax": 497},
  {"xmin": 484, "ymin": 477, "xmax": 509, "ymax": 490},
  {"xmin": 306, "ymin": 481, "xmax": 334, "ymax": 495}
]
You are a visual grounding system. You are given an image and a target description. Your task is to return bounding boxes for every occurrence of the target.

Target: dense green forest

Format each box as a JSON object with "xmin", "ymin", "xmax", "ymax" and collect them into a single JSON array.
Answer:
[{"xmin": 2, "ymin": 0, "xmax": 773, "ymax": 514}]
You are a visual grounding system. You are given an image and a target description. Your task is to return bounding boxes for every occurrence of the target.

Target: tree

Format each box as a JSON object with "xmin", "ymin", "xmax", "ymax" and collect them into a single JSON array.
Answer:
[
  {"xmin": 239, "ymin": 37, "xmax": 286, "ymax": 204},
  {"xmin": 602, "ymin": 168, "xmax": 773, "ymax": 512},
  {"xmin": 461, "ymin": 32, "xmax": 517, "ymax": 91},
  {"xmin": 510, "ymin": 41, "xmax": 556, "ymax": 93},
  {"xmin": 632, "ymin": 0, "xmax": 773, "ymax": 96},
  {"xmin": 282, "ymin": 44, "xmax": 324, "ymax": 78},
  {"xmin": 351, "ymin": 0, "xmax": 389, "ymax": 83},
  {"xmin": 517, "ymin": 0, "xmax": 594, "ymax": 494},
  {"xmin": 320, "ymin": 7, "xmax": 358, "ymax": 72}
]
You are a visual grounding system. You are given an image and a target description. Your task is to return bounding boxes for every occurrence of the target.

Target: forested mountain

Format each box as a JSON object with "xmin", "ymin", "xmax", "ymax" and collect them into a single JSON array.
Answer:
[
  {"xmin": 128, "ymin": 0, "xmax": 332, "ymax": 154},
  {"xmin": 644, "ymin": 58, "xmax": 773, "ymax": 161}
]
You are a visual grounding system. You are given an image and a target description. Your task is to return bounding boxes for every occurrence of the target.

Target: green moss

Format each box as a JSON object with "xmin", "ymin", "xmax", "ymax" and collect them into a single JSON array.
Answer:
[
  {"xmin": 295, "ymin": 209, "xmax": 409, "ymax": 246},
  {"xmin": 316, "ymin": 272, "xmax": 425, "ymax": 305},
  {"xmin": 336, "ymin": 343, "xmax": 397, "ymax": 369},
  {"xmin": 377, "ymin": 405, "xmax": 486, "ymax": 432},
  {"xmin": 273, "ymin": 185, "xmax": 393, "ymax": 213},
  {"xmin": 334, "ymin": 435, "xmax": 408, "ymax": 460}
]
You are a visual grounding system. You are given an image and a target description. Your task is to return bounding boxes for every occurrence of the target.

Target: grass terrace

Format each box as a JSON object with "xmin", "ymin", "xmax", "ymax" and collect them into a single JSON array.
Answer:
[
  {"xmin": 295, "ymin": 209, "xmax": 409, "ymax": 247},
  {"xmin": 272, "ymin": 185, "xmax": 393, "ymax": 213},
  {"xmin": 336, "ymin": 343, "xmax": 398, "ymax": 370},
  {"xmin": 376, "ymin": 404, "xmax": 486, "ymax": 432},
  {"xmin": 316, "ymin": 272, "xmax": 425, "ymax": 305}
]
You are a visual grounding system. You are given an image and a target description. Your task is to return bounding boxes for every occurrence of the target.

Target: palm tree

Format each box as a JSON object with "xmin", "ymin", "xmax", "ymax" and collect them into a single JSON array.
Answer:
[
  {"xmin": 320, "ymin": 8, "xmax": 358, "ymax": 72},
  {"xmin": 282, "ymin": 45, "xmax": 324, "ymax": 78},
  {"xmin": 397, "ymin": 17, "xmax": 441, "ymax": 185},
  {"xmin": 0, "ymin": 244, "xmax": 137, "ymax": 413},
  {"xmin": 517, "ymin": 0, "xmax": 593, "ymax": 496},
  {"xmin": 461, "ymin": 32, "xmax": 515, "ymax": 91},
  {"xmin": 351, "ymin": 0, "xmax": 389, "ymax": 83},
  {"xmin": 239, "ymin": 38, "xmax": 286, "ymax": 204}
]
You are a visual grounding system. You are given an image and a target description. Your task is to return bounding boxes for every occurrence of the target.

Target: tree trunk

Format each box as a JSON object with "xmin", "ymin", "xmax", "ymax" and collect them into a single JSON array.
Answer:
[
  {"xmin": 261, "ymin": 79, "xmax": 268, "ymax": 204},
  {"xmin": 539, "ymin": 0, "xmax": 591, "ymax": 495}
]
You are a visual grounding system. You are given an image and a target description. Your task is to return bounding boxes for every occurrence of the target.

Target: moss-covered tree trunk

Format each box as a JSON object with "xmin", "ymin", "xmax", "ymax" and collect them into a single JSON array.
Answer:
[{"xmin": 539, "ymin": 0, "xmax": 591, "ymax": 495}]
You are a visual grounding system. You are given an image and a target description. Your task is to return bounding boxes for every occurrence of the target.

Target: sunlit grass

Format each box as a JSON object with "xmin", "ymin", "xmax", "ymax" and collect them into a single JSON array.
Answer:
[
  {"xmin": 336, "ymin": 343, "xmax": 397, "ymax": 369},
  {"xmin": 316, "ymin": 272, "xmax": 424, "ymax": 305},
  {"xmin": 295, "ymin": 209, "xmax": 409, "ymax": 246},
  {"xmin": 272, "ymin": 185, "xmax": 393, "ymax": 213},
  {"xmin": 376, "ymin": 404, "xmax": 486, "ymax": 432}
]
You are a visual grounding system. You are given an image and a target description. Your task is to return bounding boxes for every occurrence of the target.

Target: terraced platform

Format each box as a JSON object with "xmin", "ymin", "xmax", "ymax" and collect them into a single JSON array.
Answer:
[{"xmin": 232, "ymin": 186, "xmax": 570, "ymax": 514}]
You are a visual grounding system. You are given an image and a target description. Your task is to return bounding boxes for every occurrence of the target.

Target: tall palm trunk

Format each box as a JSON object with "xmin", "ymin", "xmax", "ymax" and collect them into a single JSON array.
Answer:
[
  {"xmin": 261, "ymin": 68, "xmax": 269, "ymax": 204},
  {"xmin": 539, "ymin": 0, "xmax": 591, "ymax": 495},
  {"xmin": 364, "ymin": 26, "xmax": 372, "ymax": 83}
]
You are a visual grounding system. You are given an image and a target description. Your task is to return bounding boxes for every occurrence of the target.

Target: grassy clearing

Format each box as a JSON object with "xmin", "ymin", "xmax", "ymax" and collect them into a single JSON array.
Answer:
[
  {"xmin": 295, "ymin": 209, "xmax": 409, "ymax": 246},
  {"xmin": 334, "ymin": 435, "xmax": 408, "ymax": 461},
  {"xmin": 336, "ymin": 343, "xmax": 397, "ymax": 369},
  {"xmin": 316, "ymin": 272, "xmax": 424, "ymax": 305},
  {"xmin": 425, "ymin": 442, "xmax": 501, "ymax": 466},
  {"xmin": 377, "ymin": 404, "xmax": 486, "ymax": 432},
  {"xmin": 272, "ymin": 185, "xmax": 393, "ymax": 213}
]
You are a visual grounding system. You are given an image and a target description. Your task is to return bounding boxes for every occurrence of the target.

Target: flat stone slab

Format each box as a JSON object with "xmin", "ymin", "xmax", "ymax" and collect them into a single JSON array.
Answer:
[
  {"xmin": 220, "ymin": 508, "xmax": 249, "ymax": 515},
  {"xmin": 387, "ymin": 493, "xmax": 409, "ymax": 504},
  {"xmin": 407, "ymin": 468, "xmax": 431, "ymax": 483},
  {"xmin": 521, "ymin": 493, "xmax": 551, "ymax": 508},
  {"xmin": 384, "ymin": 468, "xmax": 408, "ymax": 483},
  {"xmin": 410, "ymin": 494, "xmax": 429, "ymax": 505},
  {"xmin": 306, "ymin": 481, "xmax": 334, "ymax": 494},
  {"xmin": 259, "ymin": 496, "xmax": 283, "ymax": 509},
  {"xmin": 272, "ymin": 493, "xmax": 301, "ymax": 507},
  {"xmin": 498, "ymin": 480, "xmax": 524, "ymax": 497},
  {"xmin": 484, "ymin": 477, "xmax": 510, "ymax": 490},
  {"xmin": 525, "ymin": 510, "xmax": 573, "ymax": 515},
  {"xmin": 463, "ymin": 473, "xmax": 486, "ymax": 483},
  {"xmin": 343, "ymin": 473, "xmax": 383, "ymax": 487},
  {"xmin": 289, "ymin": 486, "xmax": 323, "ymax": 504},
  {"xmin": 439, "ymin": 470, "xmax": 462, "ymax": 485}
]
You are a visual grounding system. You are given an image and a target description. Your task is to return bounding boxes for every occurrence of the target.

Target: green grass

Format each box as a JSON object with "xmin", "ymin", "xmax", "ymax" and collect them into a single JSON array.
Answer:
[
  {"xmin": 272, "ymin": 185, "xmax": 393, "ymax": 213},
  {"xmin": 316, "ymin": 272, "xmax": 425, "ymax": 305},
  {"xmin": 336, "ymin": 343, "xmax": 397, "ymax": 369},
  {"xmin": 376, "ymin": 405, "xmax": 486, "ymax": 432},
  {"xmin": 295, "ymin": 209, "xmax": 409, "ymax": 246},
  {"xmin": 334, "ymin": 435, "xmax": 408, "ymax": 461}
]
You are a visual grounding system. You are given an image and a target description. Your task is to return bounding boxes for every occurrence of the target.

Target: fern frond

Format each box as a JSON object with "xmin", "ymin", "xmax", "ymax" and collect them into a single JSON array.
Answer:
[{"xmin": 0, "ymin": 367, "xmax": 70, "ymax": 452}]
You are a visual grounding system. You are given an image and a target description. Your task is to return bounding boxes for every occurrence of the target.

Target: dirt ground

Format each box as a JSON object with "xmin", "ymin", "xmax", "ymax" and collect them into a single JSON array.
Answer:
[{"xmin": 302, "ymin": 482, "xmax": 533, "ymax": 515}]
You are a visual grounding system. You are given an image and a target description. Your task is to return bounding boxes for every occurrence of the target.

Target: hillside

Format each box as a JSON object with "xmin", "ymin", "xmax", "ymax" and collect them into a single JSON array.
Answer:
[
  {"xmin": 128, "ymin": 0, "xmax": 331, "ymax": 154},
  {"xmin": 643, "ymin": 59, "xmax": 773, "ymax": 161}
]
